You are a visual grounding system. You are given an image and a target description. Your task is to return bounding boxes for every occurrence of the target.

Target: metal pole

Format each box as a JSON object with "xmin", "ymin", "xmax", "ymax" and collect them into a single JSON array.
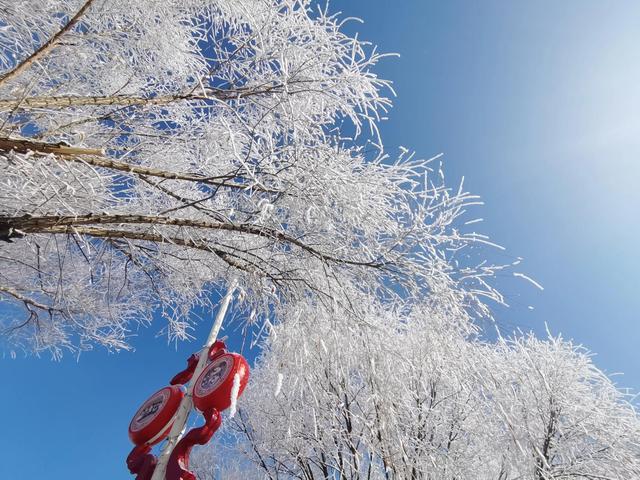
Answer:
[{"xmin": 151, "ymin": 280, "xmax": 238, "ymax": 480}]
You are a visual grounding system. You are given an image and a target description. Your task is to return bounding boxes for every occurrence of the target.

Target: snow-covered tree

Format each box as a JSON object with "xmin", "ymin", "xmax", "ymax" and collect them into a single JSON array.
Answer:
[
  {"xmin": 479, "ymin": 333, "xmax": 640, "ymax": 480},
  {"xmin": 219, "ymin": 299, "xmax": 640, "ymax": 480},
  {"xmin": 213, "ymin": 291, "xmax": 485, "ymax": 479},
  {"xmin": 0, "ymin": 0, "xmax": 501, "ymax": 356}
]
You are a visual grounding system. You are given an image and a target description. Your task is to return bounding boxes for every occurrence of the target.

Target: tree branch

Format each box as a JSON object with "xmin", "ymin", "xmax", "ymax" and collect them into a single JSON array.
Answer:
[
  {"xmin": 0, "ymin": 136, "xmax": 281, "ymax": 194},
  {"xmin": 1, "ymin": 214, "xmax": 385, "ymax": 268},
  {"xmin": 0, "ymin": 137, "xmax": 103, "ymax": 156},
  {"xmin": 0, "ymin": 285, "xmax": 53, "ymax": 312},
  {"xmin": 0, "ymin": 0, "xmax": 95, "ymax": 87},
  {"xmin": 0, "ymin": 80, "xmax": 320, "ymax": 110}
]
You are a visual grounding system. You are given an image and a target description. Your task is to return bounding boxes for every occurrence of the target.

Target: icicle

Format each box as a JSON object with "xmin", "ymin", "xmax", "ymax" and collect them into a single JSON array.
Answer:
[{"xmin": 229, "ymin": 373, "xmax": 241, "ymax": 418}]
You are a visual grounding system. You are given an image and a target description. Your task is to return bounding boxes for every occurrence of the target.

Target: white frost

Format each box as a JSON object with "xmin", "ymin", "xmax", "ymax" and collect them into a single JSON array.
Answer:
[
  {"xmin": 229, "ymin": 372, "xmax": 241, "ymax": 418},
  {"xmin": 274, "ymin": 372, "xmax": 284, "ymax": 398},
  {"xmin": 513, "ymin": 272, "xmax": 544, "ymax": 291}
]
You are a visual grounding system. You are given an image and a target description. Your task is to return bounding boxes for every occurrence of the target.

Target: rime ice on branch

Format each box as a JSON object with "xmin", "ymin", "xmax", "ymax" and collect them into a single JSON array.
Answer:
[{"xmin": 0, "ymin": 0, "xmax": 502, "ymax": 356}]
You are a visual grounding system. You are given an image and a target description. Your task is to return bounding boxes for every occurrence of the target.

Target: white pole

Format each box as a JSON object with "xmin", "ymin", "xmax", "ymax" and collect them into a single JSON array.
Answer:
[{"xmin": 151, "ymin": 279, "xmax": 238, "ymax": 480}]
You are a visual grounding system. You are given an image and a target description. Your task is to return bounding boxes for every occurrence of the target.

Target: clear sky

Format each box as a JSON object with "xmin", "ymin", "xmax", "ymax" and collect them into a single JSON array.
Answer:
[
  {"xmin": 2, "ymin": 1, "xmax": 640, "ymax": 478},
  {"xmin": 329, "ymin": 0, "xmax": 640, "ymax": 387}
]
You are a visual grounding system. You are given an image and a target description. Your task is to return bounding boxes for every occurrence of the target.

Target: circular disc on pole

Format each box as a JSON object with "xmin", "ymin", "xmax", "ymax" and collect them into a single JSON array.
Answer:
[
  {"xmin": 128, "ymin": 385, "xmax": 184, "ymax": 446},
  {"xmin": 193, "ymin": 353, "xmax": 249, "ymax": 412}
]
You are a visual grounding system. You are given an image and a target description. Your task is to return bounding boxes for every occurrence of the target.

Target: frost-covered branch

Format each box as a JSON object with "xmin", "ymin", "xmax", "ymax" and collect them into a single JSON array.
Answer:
[{"xmin": 0, "ymin": 2, "xmax": 503, "ymax": 356}]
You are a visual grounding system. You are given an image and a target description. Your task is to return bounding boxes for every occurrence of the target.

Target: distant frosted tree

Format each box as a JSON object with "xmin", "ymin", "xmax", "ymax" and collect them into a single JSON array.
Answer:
[
  {"xmin": 218, "ymin": 298, "xmax": 640, "ymax": 480},
  {"xmin": 0, "ymin": 0, "xmax": 500, "ymax": 356},
  {"xmin": 216, "ymin": 292, "xmax": 489, "ymax": 480},
  {"xmin": 480, "ymin": 333, "xmax": 640, "ymax": 480}
]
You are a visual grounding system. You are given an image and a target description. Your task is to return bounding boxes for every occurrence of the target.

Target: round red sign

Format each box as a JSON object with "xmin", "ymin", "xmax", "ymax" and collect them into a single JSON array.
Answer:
[
  {"xmin": 192, "ymin": 353, "xmax": 249, "ymax": 412},
  {"xmin": 128, "ymin": 385, "xmax": 184, "ymax": 446}
]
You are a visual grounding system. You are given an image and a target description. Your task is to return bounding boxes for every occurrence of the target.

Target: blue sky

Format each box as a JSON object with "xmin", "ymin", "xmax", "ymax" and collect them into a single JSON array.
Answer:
[
  {"xmin": 330, "ymin": 0, "xmax": 640, "ymax": 387},
  {"xmin": 2, "ymin": 1, "xmax": 640, "ymax": 478}
]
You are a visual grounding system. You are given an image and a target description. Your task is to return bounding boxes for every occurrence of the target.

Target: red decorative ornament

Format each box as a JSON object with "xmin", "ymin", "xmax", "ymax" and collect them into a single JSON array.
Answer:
[
  {"xmin": 192, "ymin": 352, "xmax": 250, "ymax": 412},
  {"xmin": 126, "ymin": 341, "xmax": 249, "ymax": 480},
  {"xmin": 128, "ymin": 385, "xmax": 184, "ymax": 446},
  {"xmin": 127, "ymin": 444, "xmax": 157, "ymax": 480},
  {"xmin": 166, "ymin": 407, "xmax": 222, "ymax": 480},
  {"xmin": 169, "ymin": 340, "xmax": 227, "ymax": 386},
  {"xmin": 169, "ymin": 353, "xmax": 199, "ymax": 386}
]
